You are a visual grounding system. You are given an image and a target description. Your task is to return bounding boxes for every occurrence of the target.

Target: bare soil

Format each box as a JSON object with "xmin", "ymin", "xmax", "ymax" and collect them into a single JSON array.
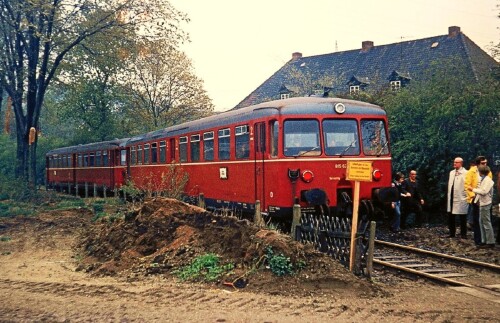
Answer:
[{"xmin": 0, "ymin": 197, "xmax": 498, "ymax": 322}]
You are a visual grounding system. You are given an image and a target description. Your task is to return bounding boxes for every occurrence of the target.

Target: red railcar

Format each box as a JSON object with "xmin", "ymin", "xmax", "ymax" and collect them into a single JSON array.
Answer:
[
  {"xmin": 46, "ymin": 97, "xmax": 393, "ymax": 220},
  {"xmin": 46, "ymin": 139, "xmax": 128, "ymax": 194}
]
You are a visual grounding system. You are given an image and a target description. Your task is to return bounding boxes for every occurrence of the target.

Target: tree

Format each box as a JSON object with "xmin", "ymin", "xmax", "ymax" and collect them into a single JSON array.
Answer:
[
  {"xmin": 0, "ymin": 0, "xmax": 188, "ymax": 185},
  {"xmin": 126, "ymin": 40, "xmax": 214, "ymax": 132},
  {"xmin": 382, "ymin": 61, "xmax": 500, "ymax": 209}
]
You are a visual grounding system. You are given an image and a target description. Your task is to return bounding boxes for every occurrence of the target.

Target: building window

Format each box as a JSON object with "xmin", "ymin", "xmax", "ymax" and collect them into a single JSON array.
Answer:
[
  {"xmin": 190, "ymin": 134, "xmax": 200, "ymax": 162},
  {"xmin": 390, "ymin": 80, "xmax": 401, "ymax": 91},
  {"xmin": 349, "ymin": 85, "xmax": 360, "ymax": 94},
  {"xmin": 280, "ymin": 93, "xmax": 290, "ymax": 100},
  {"xmin": 203, "ymin": 132, "xmax": 214, "ymax": 161},
  {"xmin": 218, "ymin": 128, "xmax": 231, "ymax": 160},
  {"xmin": 179, "ymin": 137, "xmax": 188, "ymax": 162},
  {"xmin": 235, "ymin": 125, "xmax": 250, "ymax": 159}
]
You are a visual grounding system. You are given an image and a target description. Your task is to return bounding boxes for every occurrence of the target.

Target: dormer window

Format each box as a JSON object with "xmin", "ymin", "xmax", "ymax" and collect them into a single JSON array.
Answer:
[
  {"xmin": 349, "ymin": 85, "xmax": 360, "ymax": 94},
  {"xmin": 280, "ymin": 93, "xmax": 290, "ymax": 100},
  {"xmin": 279, "ymin": 84, "xmax": 293, "ymax": 100},
  {"xmin": 390, "ymin": 80, "xmax": 401, "ymax": 91}
]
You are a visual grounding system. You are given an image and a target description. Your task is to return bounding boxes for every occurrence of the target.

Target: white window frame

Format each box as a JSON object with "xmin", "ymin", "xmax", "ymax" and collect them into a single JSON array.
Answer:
[
  {"xmin": 390, "ymin": 80, "xmax": 401, "ymax": 91},
  {"xmin": 280, "ymin": 93, "xmax": 290, "ymax": 100},
  {"xmin": 349, "ymin": 85, "xmax": 360, "ymax": 94}
]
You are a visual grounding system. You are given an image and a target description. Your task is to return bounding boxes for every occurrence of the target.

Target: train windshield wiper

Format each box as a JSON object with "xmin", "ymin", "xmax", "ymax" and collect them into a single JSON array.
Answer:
[
  {"xmin": 296, "ymin": 146, "xmax": 320, "ymax": 157},
  {"xmin": 376, "ymin": 141, "xmax": 389, "ymax": 156},
  {"xmin": 339, "ymin": 140, "xmax": 356, "ymax": 157}
]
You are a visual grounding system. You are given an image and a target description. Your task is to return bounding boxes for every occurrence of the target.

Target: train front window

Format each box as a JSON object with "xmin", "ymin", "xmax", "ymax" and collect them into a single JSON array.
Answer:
[
  {"xmin": 323, "ymin": 119, "xmax": 360, "ymax": 156},
  {"xmin": 361, "ymin": 119, "xmax": 389, "ymax": 156},
  {"xmin": 283, "ymin": 120, "xmax": 320, "ymax": 157}
]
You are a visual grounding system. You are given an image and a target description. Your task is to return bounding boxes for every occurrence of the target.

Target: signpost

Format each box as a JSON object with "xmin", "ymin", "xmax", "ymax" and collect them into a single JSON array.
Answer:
[{"xmin": 346, "ymin": 161, "xmax": 373, "ymax": 272}]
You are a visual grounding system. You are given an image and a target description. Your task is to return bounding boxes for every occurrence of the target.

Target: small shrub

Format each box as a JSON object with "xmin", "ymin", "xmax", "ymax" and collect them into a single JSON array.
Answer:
[
  {"xmin": 264, "ymin": 246, "xmax": 306, "ymax": 276},
  {"xmin": 0, "ymin": 236, "xmax": 11, "ymax": 242},
  {"xmin": 175, "ymin": 253, "xmax": 234, "ymax": 282}
]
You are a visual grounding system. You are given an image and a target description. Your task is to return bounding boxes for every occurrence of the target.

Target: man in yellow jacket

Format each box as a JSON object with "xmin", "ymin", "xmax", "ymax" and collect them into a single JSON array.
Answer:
[{"xmin": 465, "ymin": 156, "xmax": 493, "ymax": 245}]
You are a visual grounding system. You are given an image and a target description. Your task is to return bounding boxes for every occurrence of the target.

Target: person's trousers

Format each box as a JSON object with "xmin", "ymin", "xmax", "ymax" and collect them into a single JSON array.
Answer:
[
  {"xmin": 448, "ymin": 213, "xmax": 467, "ymax": 238},
  {"xmin": 470, "ymin": 203, "xmax": 482, "ymax": 245}
]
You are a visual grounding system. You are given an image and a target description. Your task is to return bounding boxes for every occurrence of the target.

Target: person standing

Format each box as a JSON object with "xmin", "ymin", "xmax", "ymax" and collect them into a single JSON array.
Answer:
[
  {"xmin": 446, "ymin": 157, "xmax": 468, "ymax": 238},
  {"xmin": 465, "ymin": 156, "xmax": 493, "ymax": 246},
  {"xmin": 470, "ymin": 165, "xmax": 495, "ymax": 247},
  {"xmin": 390, "ymin": 172, "xmax": 409, "ymax": 232},
  {"xmin": 402, "ymin": 170, "xmax": 425, "ymax": 227}
]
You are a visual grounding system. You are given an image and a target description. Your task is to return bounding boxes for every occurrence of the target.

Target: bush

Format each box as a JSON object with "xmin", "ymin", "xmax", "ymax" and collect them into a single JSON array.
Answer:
[{"xmin": 175, "ymin": 253, "xmax": 234, "ymax": 282}]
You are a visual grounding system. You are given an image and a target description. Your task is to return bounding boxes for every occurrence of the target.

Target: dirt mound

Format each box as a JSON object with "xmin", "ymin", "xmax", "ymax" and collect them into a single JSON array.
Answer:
[{"xmin": 78, "ymin": 198, "xmax": 379, "ymax": 296}]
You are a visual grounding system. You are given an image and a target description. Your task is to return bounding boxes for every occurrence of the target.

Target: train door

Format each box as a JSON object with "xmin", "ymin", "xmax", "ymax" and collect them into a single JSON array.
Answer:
[{"xmin": 254, "ymin": 122, "xmax": 266, "ymax": 208}]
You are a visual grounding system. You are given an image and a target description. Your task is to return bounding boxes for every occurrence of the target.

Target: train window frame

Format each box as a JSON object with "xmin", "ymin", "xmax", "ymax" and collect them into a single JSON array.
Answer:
[
  {"xmin": 144, "ymin": 144, "xmax": 150, "ymax": 164},
  {"xmin": 361, "ymin": 119, "xmax": 389, "ymax": 156},
  {"xmin": 137, "ymin": 145, "xmax": 143, "ymax": 165},
  {"xmin": 190, "ymin": 134, "xmax": 200, "ymax": 162},
  {"xmin": 203, "ymin": 131, "xmax": 214, "ymax": 161},
  {"xmin": 131, "ymin": 147, "xmax": 137, "ymax": 166},
  {"xmin": 322, "ymin": 119, "xmax": 360, "ymax": 156},
  {"xmin": 218, "ymin": 128, "xmax": 231, "ymax": 160},
  {"xmin": 235, "ymin": 125, "xmax": 250, "ymax": 159},
  {"xmin": 179, "ymin": 136, "xmax": 188, "ymax": 162},
  {"xmin": 151, "ymin": 142, "xmax": 158, "ymax": 163},
  {"xmin": 283, "ymin": 119, "xmax": 321, "ymax": 157},
  {"xmin": 159, "ymin": 141, "xmax": 166, "ymax": 163}
]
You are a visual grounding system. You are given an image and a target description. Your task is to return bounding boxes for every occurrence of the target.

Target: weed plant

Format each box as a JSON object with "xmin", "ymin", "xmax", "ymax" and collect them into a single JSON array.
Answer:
[{"xmin": 175, "ymin": 253, "xmax": 234, "ymax": 282}]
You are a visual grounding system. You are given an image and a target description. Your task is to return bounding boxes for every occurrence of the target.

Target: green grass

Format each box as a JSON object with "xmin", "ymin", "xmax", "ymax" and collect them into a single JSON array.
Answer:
[{"xmin": 174, "ymin": 253, "xmax": 234, "ymax": 282}]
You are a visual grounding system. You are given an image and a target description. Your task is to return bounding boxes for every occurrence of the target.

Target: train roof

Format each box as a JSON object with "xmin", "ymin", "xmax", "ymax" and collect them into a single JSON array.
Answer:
[
  {"xmin": 127, "ymin": 97, "xmax": 386, "ymax": 144},
  {"xmin": 46, "ymin": 138, "xmax": 129, "ymax": 155},
  {"xmin": 46, "ymin": 98, "xmax": 386, "ymax": 154}
]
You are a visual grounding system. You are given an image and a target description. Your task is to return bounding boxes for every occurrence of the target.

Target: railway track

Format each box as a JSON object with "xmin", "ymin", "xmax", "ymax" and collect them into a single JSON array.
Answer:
[{"xmin": 373, "ymin": 239, "xmax": 500, "ymax": 304}]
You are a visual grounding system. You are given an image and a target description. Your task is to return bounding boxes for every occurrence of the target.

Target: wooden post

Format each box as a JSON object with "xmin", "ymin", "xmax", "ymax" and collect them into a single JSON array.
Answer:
[
  {"xmin": 254, "ymin": 200, "xmax": 263, "ymax": 227},
  {"xmin": 103, "ymin": 186, "xmax": 107, "ymax": 198},
  {"xmin": 291, "ymin": 203, "xmax": 301, "ymax": 240},
  {"xmin": 93, "ymin": 183, "xmax": 97, "ymax": 197},
  {"xmin": 114, "ymin": 187, "xmax": 118, "ymax": 198},
  {"xmin": 85, "ymin": 182, "xmax": 88, "ymax": 198},
  {"xmin": 349, "ymin": 180, "xmax": 361, "ymax": 272},
  {"xmin": 75, "ymin": 183, "xmax": 79, "ymax": 197},
  {"xmin": 366, "ymin": 221, "xmax": 376, "ymax": 278},
  {"xmin": 198, "ymin": 193, "xmax": 205, "ymax": 209},
  {"xmin": 67, "ymin": 182, "xmax": 71, "ymax": 194}
]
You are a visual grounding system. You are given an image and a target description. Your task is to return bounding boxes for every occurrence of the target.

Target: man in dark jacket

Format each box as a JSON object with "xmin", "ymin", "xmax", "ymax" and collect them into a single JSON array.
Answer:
[{"xmin": 401, "ymin": 170, "xmax": 425, "ymax": 228}]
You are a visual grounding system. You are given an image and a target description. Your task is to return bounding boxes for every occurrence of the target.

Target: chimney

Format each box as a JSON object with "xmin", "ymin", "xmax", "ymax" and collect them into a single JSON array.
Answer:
[
  {"xmin": 292, "ymin": 52, "xmax": 302, "ymax": 60},
  {"xmin": 448, "ymin": 26, "xmax": 461, "ymax": 38},
  {"xmin": 361, "ymin": 41, "xmax": 374, "ymax": 52}
]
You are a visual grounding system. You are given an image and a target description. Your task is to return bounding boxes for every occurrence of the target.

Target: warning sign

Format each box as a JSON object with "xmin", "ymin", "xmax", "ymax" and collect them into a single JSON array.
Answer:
[{"xmin": 346, "ymin": 161, "xmax": 373, "ymax": 182}]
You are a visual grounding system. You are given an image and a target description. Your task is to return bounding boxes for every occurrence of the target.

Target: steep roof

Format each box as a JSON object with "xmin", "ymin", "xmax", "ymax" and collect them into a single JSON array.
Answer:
[{"xmin": 234, "ymin": 27, "xmax": 498, "ymax": 109}]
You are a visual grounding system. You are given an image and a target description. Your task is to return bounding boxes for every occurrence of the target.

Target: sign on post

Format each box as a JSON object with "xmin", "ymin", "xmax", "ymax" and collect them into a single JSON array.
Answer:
[{"xmin": 346, "ymin": 161, "xmax": 373, "ymax": 272}]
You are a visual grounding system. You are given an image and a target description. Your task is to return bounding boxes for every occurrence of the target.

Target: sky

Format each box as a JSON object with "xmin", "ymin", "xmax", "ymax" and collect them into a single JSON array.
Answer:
[{"xmin": 169, "ymin": 0, "xmax": 499, "ymax": 112}]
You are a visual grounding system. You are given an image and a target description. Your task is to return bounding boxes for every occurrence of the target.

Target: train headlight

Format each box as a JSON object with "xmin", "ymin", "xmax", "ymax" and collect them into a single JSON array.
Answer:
[
  {"xmin": 301, "ymin": 170, "xmax": 314, "ymax": 183},
  {"xmin": 334, "ymin": 103, "xmax": 346, "ymax": 114},
  {"xmin": 372, "ymin": 169, "xmax": 382, "ymax": 181}
]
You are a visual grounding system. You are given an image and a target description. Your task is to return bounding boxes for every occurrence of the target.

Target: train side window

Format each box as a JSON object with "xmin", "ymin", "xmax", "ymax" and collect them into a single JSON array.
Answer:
[
  {"xmin": 144, "ymin": 144, "xmax": 150, "ymax": 164},
  {"xmin": 179, "ymin": 136, "xmax": 188, "ymax": 162},
  {"xmin": 96, "ymin": 151, "xmax": 102, "ymax": 167},
  {"xmin": 323, "ymin": 119, "xmax": 360, "ymax": 156},
  {"xmin": 218, "ymin": 128, "xmax": 230, "ymax": 160},
  {"xmin": 151, "ymin": 143, "xmax": 158, "ymax": 163},
  {"xmin": 137, "ymin": 145, "xmax": 143, "ymax": 165},
  {"xmin": 159, "ymin": 141, "xmax": 166, "ymax": 163},
  {"xmin": 103, "ymin": 151, "xmax": 109, "ymax": 166},
  {"xmin": 203, "ymin": 132, "xmax": 214, "ymax": 161},
  {"xmin": 270, "ymin": 121, "xmax": 278, "ymax": 157},
  {"xmin": 77, "ymin": 154, "xmax": 82, "ymax": 167},
  {"xmin": 190, "ymin": 134, "xmax": 200, "ymax": 162},
  {"xmin": 120, "ymin": 150, "xmax": 127, "ymax": 166},
  {"xmin": 63, "ymin": 155, "xmax": 67, "ymax": 168},
  {"xmin": 235, "ymin": 125, "xmax": 250, "ymax": 159},
  {"xmin": 361, "ymin": 119, "xmax": 389, "ymax": 156},
  {"xmin": 131, "ymin": 147, "xmax": 136, "ymax": 165},
  {"xmin": 83, "ymin": 154, "xmax": 88, "ymax": 167},
  {"xmin": 89, "ymin": 153, "xmax": 95, "ymax": 167}
]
